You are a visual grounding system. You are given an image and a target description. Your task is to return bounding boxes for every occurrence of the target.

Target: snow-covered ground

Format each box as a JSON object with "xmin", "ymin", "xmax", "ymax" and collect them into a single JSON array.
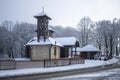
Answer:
[
  {"xmin": 0, "ymin": 58, "xmax": 119, "ymax": 77},
  {"xmin": 14, "ymin": 58, "xmax": 30, "ymax": 61}
]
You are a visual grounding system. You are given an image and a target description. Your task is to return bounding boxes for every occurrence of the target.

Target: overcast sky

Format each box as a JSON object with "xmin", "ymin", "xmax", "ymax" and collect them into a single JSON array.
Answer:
[{"xmin": 0, "ymin": 0, "xmax": 120, "ymax": 27}]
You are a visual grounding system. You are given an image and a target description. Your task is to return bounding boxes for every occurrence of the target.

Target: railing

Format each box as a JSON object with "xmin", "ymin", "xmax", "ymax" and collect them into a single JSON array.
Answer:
[
  {"xmin": 44, "ymin": 58, "xmax": 84, "ymax": 67},
  {"xmin": 0, "ymin": 58, "xmax": 84, "ymax": 70}
]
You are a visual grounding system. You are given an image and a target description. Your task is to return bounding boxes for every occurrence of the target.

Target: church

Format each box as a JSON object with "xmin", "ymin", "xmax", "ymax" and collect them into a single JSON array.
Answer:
[{"xmin": 25, "ymin": 11, "xmax": 79, "ymax": 60}]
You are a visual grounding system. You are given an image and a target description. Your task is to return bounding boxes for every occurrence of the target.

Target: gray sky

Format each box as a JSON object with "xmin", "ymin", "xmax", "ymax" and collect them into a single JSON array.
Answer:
[{"xmin": 0, "ymin": 0, "xmax": 120, "ymax": 27}]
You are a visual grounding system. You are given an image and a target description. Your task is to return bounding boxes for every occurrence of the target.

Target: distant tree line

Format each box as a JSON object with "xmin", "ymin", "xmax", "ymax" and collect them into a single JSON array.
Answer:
[
  {"xmin": 77, "ymin": 17, "xmax": 120, "ymax": 58},
  {"xmin": 0, "ymin": 21, "xmax": 36, "ymax": 59},
  {"xmin": 0, "ymin": 17, "xmax": 120, "ymax": 59}
]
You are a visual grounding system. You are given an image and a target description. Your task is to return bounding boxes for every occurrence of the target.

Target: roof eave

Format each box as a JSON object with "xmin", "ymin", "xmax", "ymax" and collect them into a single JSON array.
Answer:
[{"xmin": 34, "ymin": 15, "xmax": 52, "ymax": 20}]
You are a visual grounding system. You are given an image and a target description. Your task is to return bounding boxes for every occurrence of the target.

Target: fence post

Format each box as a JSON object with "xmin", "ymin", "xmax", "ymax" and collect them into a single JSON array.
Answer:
[
  {"xmin": 44, "ymin": 60, "xmax": 45, "ymax": 68},
  {"xmin": 69, "ymin": 58, "xmax": 71, "ymax": 65},
  {"xmin": 14, "ymin": 60, "xmax": 16, "ymax": 69}
]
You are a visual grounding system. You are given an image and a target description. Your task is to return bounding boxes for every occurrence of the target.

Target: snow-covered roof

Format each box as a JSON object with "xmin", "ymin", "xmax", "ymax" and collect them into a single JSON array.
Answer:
[
  {"xmin": 55, "ymin": 37, "xmax": 78, "ymax": 46},
  {"xmin": 26, "ymin": 37, "xmax": 62, "ymax": 47},
  {"xmin": 34, "ymin": 12, "xmax": 51, "ymax": 20},
  {"xmin": 73, "ymin": 45, "xmax": 100, "ymax": 52},
  {"xmin": 80, "ymin": 44, "xmax": 100, "ymax": 52}
]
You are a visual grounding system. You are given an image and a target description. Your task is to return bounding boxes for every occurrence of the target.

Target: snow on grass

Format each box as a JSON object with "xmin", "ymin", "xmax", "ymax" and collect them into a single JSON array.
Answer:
[
  {"xmin": 0, "ymin": 58, "xmax": 119, "ymax": 77},
  {"xmin": 14, "ymin": 58, "xmax": 30, "ymax": 61}
]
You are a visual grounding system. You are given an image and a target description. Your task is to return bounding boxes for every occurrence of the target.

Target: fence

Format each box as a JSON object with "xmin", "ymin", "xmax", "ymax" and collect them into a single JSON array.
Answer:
[
  {"xmin": 0, "ymin": 59, "xmax": 16, "ymax": 70},
  {"xmin": 44, "ymin": 58, "xmax": 84, "ymax": 67},
  {"xmin": 16, "ymin": 60, "xmax": 43, "ymax": 69},
  {"xmin": 0, "ymin": 58, "xmax": 84, "ymax": 70}
]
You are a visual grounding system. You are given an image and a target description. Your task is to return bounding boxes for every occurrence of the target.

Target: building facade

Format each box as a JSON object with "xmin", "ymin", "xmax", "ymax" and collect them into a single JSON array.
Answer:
[{"xmin": 25, "ymin": 12, "xmax": 62, "ymax": 60}]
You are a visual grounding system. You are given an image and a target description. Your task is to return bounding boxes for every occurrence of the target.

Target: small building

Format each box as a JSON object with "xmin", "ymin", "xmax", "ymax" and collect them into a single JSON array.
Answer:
[
  {"xmin": 55, "ymin": 37, "xmax": 79, "ymax": 58},
  {"xmin": 25, "ymin": 11, "xmax": 63, "ymax": 60},
  {"xmin": 73, "ymin": 44, "xmax": 101, "ymax": 59},
  {"xmin": 26, "ymin": 37, "xmax": 62, "ymax": 60}
]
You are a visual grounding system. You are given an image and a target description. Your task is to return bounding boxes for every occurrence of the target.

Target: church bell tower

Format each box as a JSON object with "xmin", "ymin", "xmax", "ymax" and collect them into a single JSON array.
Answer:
[{"xmin": 34, "ymin": 10, "xmax": 51, "ymax": 42}]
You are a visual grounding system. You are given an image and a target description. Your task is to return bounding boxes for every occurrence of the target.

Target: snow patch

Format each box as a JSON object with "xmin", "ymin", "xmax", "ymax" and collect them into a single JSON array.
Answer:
[{"xmin": 14, "ymin": 58, "xmax": 30, "ymax": 61}]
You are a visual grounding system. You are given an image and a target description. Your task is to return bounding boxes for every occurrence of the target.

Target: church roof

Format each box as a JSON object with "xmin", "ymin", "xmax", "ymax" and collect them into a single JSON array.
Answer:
[
  {"xmin": 55, "ymin": 37, "xmax": 78, "ymax": 46},
  {"xmin": 26, "ymin": 37, "xmax": 62, "ymax": 47},
  {"xmin": 34, "ymin": 12, "xmax": 51, "ymax": 20}
]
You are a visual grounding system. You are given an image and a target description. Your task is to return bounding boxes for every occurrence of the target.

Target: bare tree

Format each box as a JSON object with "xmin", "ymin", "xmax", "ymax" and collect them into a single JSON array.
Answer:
[
  {"xmin": 77, "ymin": 17, "xmax": 94, "ymax": 47},
  {"xmin": 1, "ymin": 20, "xmax": 14, "ymax": 31},
  {"xmin": 13, "ymin": 22, "xmax": 36, "ymax": 57},
  {"xmin": 0, "ymin": 26, "xmax": 15, "ymax": 58}
]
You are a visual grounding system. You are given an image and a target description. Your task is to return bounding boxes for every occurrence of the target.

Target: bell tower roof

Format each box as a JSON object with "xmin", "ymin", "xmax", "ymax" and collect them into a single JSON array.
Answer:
[{"xmin": 34, "ymin": 12, "xmax": 51, "ymax": 20}]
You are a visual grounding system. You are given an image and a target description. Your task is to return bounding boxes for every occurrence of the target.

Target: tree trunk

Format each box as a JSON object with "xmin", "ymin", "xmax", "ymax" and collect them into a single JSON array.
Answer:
[
  {"xmin": 116, "ymin": 45, "xmax": 119, "ymax": 56},
  {"xmin": 109, "ymin": 35, "xmax": 113, "ymax": 59},
  {"xmin": 105, "ymin": 35, "xmax": 108, "ymax": 57}
]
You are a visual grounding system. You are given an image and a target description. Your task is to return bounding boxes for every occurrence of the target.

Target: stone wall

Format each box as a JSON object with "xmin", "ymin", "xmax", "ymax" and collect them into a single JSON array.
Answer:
[
  {"xmin": 30, "ymin": 45, "xmax": 60, "ymax": 60},
  {"xmin": 16, "ymin": 60, "xmax": 43, "ymax": 69},
  {"xmin": 0, "ymin": 58, "xmax": 85, "ymax": 70},
  {"xmin": 30, "ymin": 45, "xmax": 49, "ymax": 60}
]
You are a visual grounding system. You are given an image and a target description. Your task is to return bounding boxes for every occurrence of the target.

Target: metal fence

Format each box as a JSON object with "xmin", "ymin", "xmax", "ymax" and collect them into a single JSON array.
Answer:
[
  {"xmin": 0, "ymin": 58, "xmax": 84, "ymax": 70},
  {"xmin": 44, "ymin": 58, "xmax": 85, "ymax": 67}
]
